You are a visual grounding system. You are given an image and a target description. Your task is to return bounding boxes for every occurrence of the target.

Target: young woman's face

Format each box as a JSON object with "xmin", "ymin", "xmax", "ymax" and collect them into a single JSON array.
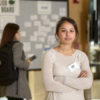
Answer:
[
  {"xmin": 14, "ymin": 30, "xmax": 21, "ymax": 41},
  {"xmin": 57, "ymin": 22, "xmax": 76, "ymax": 45}
]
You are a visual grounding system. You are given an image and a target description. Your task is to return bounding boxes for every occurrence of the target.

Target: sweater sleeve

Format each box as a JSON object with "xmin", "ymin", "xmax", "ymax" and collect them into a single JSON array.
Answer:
[
  {"xmin": 63, "ymin": 52, "xmax": 93, "ymax": 90},
  {"xmin": 42, "ymin": 51, "xmax": 78, "ymax": 93},
  {"xmin": 12, "ymin": 42, "xmax": 30, "ymax": 70}
]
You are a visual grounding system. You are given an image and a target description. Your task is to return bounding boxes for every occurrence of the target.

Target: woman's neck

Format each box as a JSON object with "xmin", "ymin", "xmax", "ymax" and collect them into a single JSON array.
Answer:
[
  {"xmin": 58, "ymin": 44, "xmax": 73, "ymax": 52},
  {"xmin": 54, "ymin": 43, "xmax": 76, "ymax": 56}
]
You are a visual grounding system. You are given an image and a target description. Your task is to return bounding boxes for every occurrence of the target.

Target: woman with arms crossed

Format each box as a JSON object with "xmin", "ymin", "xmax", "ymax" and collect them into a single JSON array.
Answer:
[{"xmin": 42, "ymin": 17, "xmax": 93, "ymax": 100}]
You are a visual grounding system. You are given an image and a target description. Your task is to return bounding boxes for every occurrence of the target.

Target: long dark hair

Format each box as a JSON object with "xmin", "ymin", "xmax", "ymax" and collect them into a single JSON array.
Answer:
[
  {"xmin": 0, "ymin": 23, "xmax": 20, "ymax": 47},
  {"xmin": 55, "ymin": 17, "xmax": 79, "ymax": 42}
]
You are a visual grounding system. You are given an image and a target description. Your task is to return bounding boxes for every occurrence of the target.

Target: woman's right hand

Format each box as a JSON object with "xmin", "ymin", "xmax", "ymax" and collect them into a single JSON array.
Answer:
[
  {"xmin": 78, "ymin": 70, "xmax": 88, "ymax": 78},
  {"xmin": 27, "ymin": 59, "xmax": 32, "ymax": 64}
]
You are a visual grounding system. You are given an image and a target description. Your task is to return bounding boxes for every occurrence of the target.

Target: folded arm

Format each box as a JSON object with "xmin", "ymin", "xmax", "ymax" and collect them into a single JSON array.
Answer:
[
  {"xmin": 42, "ymin": 51, "xmax": 78, "ymax": 93},
  {"xmin": 63, "ymin": 53, "xmax": 93, "ymax": 90}
]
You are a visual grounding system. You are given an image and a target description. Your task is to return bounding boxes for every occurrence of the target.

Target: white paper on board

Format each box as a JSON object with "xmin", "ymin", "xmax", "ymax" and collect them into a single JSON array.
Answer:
[
  {"xmin": 48, "ymin": 35, "xmax": 55, "ymax": 40},
  {"xmin": 37, "ymin": 1, "xmax": 52, "ymax": 15},
  {"xmin": 39, "ymin": 26, "xmax": 46, "ymax": 32},
  {"xmin": 49, "ymin": 22, "xmax": 56, "ymax": 27},
  {"xmin": 38, "ymin": 37, "xmax": 45, "ymax": 42},
  {"xmin": 21, "ymin": 31, "xmax": 26, "ymax": 37},
  {"xmin": 59, "ymin": 10, "xmax": 66, "ymax": 16},
  {"xmin": 33, "ymin": 31, "xmax": 38, "ymax": 36},
  {"xmin": 40, "ymin": 15, "xmax": 48, "ymax": 20},
  {"xmin": 0, "ymin": 0, "xmax": 20, "ymax": 16},
  {"xmin": 24, "ymin": 22, "xmax": 32, "ymax": 27},
  {"xmin": 43, "ymin": 19, "xmax": 50, "ymax": 25},
  {"xmin": 47, "ymin": 35, "xmax": 56, "ymax": 44},
  {"xmin": 35, "ymin": 43, "xmax": 43, "ymax": 49},
  {"xmin": 30, "ymin": 36, "xmax": 37, "ymax": 42},
  {"xmin": 23, "ymin": 42, "xmax": 31, "ymax": 52},
  {"xmin": 45, "ymin": 27, "xmax": 51, "ymax": 32},
  {"xmin": 23, "ymin": 46, "xmax": 31, "ymax": 52},
  {"xmin": 44, "ymin": 45, "xmax": 50, "ymax": 49},
  {"xmin": 33, "ymin": 21, "xmax": 41, "ymax": 26},
  {"xmin": 0, "ymin": 16, "xmax": 16, "ymax": 30},
  {"xmin": 38, "ymin": 32, "xmax": 47, "ymax": 37},
  {"xmin": 59, "ymin": 8, "xmax": 66, "ymax": 12},
  {"xmin": 30, "ymin": 15, "xmax": 38, "ymax": 20},
  {"xmin": 59, "ymin": 12, "xmax": 66, "ymax": 16},
  {"xmin": 51, "ymin": 14, "xmax": 59, "ymax": 20}
]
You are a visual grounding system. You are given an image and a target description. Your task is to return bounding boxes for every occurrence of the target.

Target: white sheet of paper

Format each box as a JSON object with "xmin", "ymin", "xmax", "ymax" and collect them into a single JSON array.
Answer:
[
  {"xmin": 23, "ymin": 46, "xmax": 31, "ymax": 52},
  {"xmin": 35, "ymin": 43, "xmax": 43, "ymax": 49},
  {"xmin": 30, "ymin": 36, "xmax": 37, "ymax": 42},
  {"xmin": 43, "ymin": 19, "xmax": 50, "ymax": 25},
  {"xmin": 60, "ymin": 8, "xmax": 66, "ymax": 12},
  {"xmin": 37, "ymin": 1, "xmax": 52, "ymax": 15},
  {"xmin": 45, "ymin": 27, "xmax": 51, "ymax": 32},
  {"xmin": 33, "ymin": 31, "xmax": 38, "ymax": 36},
  {"xmin": 38, "ymin": 37, "xmax": 45, "ymax": 42},
  {"xmin": 51, "ymin": 15, "xmax": 59, "ymax": 20},
  {"xmin": 38, "ymin": 32, "xmax": 47, "ymax": 37},
  {"xmin": 0, "ymin": 16, "xmax": 16, "ymax": 30},
  {"xmin": 40, "ymin": 15, "xmax": 48, "ymax": 20},
  {"xmin": 44, "ymin": 45, "xmax": 50, "ymax": 49},
  {"xmin": 30, "ymin": 15, "xmax": 38, "ymax": 20},
  {"xmin": 39, "ymin": 26, "xmax": 46, "ymax": 32},
  {"xmin": 47, "ymin": 35, "xmax": 56, "ymax": 44},
  {"xmin": 24, "ymin": 22, "xmax": 32, "ymax": 27},
  {"xmin": 49, "ymin": 22, "xmax": 56, "ymax": 27},
  {"xmin": 59, "ymin": 12, "xmax": 66, "ymax": 16},
  {"xmin": 33, "ymin": 21, "xmax": 41, "ymax": 26},
  {"xmin": 23, "ymin": 42, "xmax": 31, "ymax": 52},
  {"xmin": 21, "ymin": 31, "xmax": 26, "ymax": 37},
  {"xmin": 0, "ymin": 0, "xmax": 19, "ymax": 16}
]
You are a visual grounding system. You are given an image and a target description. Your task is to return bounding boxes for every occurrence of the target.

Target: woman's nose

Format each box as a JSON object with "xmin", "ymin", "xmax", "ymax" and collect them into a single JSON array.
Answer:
[{"xmin": 66, "ymin": 31, "xmax": 69, "ymax": 36}]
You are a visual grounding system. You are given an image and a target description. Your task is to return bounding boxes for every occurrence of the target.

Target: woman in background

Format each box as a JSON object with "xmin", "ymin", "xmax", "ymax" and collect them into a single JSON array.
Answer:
[
  {"xmin": 42, "ymin": 17, "xmax": 93, "ymax": 100},
  {"xmin": 0, "ymin": 23, "xmax": 32, "ymax": 100}
]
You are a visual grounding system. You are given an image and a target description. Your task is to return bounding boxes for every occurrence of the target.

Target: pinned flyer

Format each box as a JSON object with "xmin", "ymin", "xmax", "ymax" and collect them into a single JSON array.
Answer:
[
  {"xmin": 37, "ymin": 1, "xmax": 52, "ymax": 15},
  {"xmin": 0, "ymin": 0, "xmax": 20, "ymax": 16}
]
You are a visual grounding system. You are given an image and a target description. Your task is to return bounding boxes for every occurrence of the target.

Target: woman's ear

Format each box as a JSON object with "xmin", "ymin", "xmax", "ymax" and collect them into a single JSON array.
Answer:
[{"xmin": 55, "ymin": 34, "xmax": 59, "ymax": 41}]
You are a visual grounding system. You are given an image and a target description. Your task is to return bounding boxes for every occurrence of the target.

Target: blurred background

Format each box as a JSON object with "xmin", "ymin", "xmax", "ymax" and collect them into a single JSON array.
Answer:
[{"xmin": 0, "ymin": 0, "xmax": 100, "ymax": 100}]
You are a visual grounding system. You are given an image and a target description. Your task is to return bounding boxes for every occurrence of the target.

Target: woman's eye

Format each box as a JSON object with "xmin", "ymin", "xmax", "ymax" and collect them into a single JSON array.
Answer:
[
  {"xmin": 70, "ymin": 30, "xmax": 74, "ymax": 32},
  {"xmin": 61, "ymin": 30, "xmax": 66, "ymax": 32}
]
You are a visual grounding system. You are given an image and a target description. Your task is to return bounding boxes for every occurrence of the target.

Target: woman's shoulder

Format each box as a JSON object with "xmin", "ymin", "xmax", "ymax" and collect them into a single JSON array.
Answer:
[
  {"xmin": 76, "ymin": 49, "xmax": 89, "ymax": 59},
  {"xmin": 12, "ymin": 41, "xmax": 23, "ymax": 50},
  {"xmin": 45, "ymin": 48, "xmax": 55, "ymax": 54},
  {"xmin": 43, "ymin": 48, "xmax": 56, "ymax": 58},
  {"xmin": 13, "ymin": 41, "xmax": 23, "ymax": 46}
]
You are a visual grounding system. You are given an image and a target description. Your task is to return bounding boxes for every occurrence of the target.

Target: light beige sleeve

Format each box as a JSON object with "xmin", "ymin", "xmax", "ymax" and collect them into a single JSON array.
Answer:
[
  {"xmin": 42, "ymin": 51, "xmax": 78, "ymax": 92},
  {"xmin": 63, "ymin": 52, "xmax": 93, "ymax": 90}
]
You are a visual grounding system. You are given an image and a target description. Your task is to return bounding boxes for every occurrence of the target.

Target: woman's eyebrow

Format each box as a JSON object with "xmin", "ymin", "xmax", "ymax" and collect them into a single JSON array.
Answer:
[
  {"xmin": 60, "ymin": 28, "xmax": 74, "ymax": 30},
  {"xmin": 60, "ymin": 28, "xmax": 66, "ymax": 29}
]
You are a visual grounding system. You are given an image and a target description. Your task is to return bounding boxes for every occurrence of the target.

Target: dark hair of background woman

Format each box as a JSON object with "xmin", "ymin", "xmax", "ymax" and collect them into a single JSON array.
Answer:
[{"xmin": 0, "ymin": 23, "xmax": 19, "ymax": 47}]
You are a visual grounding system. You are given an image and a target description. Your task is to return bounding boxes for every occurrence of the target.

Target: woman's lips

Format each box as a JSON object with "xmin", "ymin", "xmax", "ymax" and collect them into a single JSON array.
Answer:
[{"xmin": 64, "ymin": 38, "xmax": 72, "ymax": 40}]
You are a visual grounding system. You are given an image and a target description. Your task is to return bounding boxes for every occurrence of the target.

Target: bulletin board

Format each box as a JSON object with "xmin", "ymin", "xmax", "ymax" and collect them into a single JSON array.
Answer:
[{"xmin": 0, "ymin": 0, "xmax": 68, "ymax": 70}]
